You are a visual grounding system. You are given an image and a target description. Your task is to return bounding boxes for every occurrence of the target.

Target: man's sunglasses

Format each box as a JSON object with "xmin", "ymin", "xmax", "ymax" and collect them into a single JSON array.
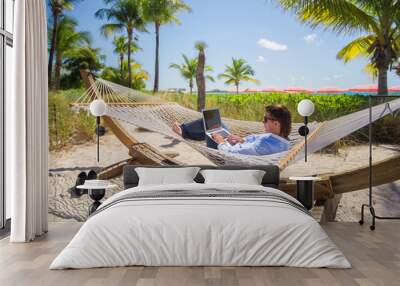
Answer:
[{"xmin": 263, "ymin": 116, "xmax": 277, "ymax": 123}]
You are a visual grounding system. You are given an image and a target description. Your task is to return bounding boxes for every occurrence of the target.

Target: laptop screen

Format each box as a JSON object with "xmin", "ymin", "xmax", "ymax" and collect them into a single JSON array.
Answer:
[{"xmin": 203, "ymin": 109, "xmax": 222, "ymax": 131}]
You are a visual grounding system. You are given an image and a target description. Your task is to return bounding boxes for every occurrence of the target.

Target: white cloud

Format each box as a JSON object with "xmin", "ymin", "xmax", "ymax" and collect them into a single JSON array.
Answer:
[
  {"xmin": 333, "ymin": 74, "xmax": 343, "ymax": 79},
  {"xmin": 304, "ymin": 34, "xmax": 318, "ymax": 44},
  {"xmin": 258, "ymin": 38, "xmax": 288, "ymax": 51},
  {"xmin": 256, "ymin": 56, "xmax": 265, "ymax": 63}
]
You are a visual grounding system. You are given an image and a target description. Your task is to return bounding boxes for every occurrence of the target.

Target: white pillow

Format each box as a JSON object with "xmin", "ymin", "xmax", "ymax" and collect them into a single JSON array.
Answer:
[
  {"xmin": 135, "ymin": 167, "xmax": 200, "ymax": 186},
  {"xmin": 200, "ymin": 169, "xmax": 266, "ymax": 185}
]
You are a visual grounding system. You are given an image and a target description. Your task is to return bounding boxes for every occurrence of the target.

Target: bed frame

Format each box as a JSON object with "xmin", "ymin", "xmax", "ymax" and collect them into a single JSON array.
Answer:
[{"xmin": 123, "ymin": 165, "xmax": 280, "ymax": 190}]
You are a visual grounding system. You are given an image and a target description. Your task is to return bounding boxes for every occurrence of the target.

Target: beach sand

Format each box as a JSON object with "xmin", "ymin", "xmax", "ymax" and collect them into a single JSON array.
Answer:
[{"xmin": 49, "ymin": 127, "xmax": 400, "ymax": 223}]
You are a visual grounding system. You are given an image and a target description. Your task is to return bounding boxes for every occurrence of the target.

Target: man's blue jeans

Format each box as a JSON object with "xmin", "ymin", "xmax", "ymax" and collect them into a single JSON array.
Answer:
[{"xmin": 180, "ymin": 118, "xmax": 229, "ymax": 149}]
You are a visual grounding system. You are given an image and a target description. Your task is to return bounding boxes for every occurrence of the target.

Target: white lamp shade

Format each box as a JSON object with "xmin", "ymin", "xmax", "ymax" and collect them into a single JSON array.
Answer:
[
  {"xmin": 297, "ymin": 99, "xmax": 315, "ymax": 117},
  {"xmin": 89, "ymin": 99, "xmax": 107, "ymax": 117}
]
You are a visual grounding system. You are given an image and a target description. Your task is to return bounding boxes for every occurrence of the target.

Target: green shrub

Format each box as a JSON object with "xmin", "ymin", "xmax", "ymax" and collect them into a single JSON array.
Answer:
[
  {"xmin": 48, "ymin": 90, "xmax": 95, "ymax": 150},
  {"xmin": 159, "ymin": 92, "xmax": 369, "ymax": 122}
]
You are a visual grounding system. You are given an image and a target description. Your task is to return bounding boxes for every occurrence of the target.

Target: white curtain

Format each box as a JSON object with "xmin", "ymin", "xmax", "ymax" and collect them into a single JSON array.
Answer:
[{"xmin": 8, "ymin": 0, "xmax": 48, "ymax": 242}]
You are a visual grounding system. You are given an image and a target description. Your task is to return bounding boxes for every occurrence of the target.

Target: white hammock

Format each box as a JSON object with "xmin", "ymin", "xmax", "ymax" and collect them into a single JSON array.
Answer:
[{"xmin": 75, "ymin": 77, "xmax": 400, "ymax": 169}]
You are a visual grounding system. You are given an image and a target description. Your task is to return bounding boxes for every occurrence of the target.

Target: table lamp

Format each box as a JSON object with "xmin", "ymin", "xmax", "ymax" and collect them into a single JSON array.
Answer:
[
  {"xmin": 297, "ymin": 99, "xmax": 315, "ymax": 162},
  {"xmin": 89, "ymin": 99, "xmax": 107, "ymax": 162}
]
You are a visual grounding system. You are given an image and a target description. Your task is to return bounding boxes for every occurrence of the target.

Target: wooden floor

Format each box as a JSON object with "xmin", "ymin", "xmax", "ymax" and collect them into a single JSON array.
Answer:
[{"xmin": 0, "ymin": 222, "xmax": 399, "ymax": 286}]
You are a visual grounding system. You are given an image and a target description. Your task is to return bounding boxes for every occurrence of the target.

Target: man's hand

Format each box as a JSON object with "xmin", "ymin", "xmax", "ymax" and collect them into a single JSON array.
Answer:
[
  {"xmin": 211, "ymin": 133, "xmax": 226, "ymax": 144},
  {"xmin": 227, "ymin": 134, "xmax": 244, "ymax": 145}
]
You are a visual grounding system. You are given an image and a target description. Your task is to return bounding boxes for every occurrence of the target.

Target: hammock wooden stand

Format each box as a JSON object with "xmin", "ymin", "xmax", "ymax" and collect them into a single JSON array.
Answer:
[{"xmin": 78, "ymin": 70, "xmax": 400, "ymax": 221}]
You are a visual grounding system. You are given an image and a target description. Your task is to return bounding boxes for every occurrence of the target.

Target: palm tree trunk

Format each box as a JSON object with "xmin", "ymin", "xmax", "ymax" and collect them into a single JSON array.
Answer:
[
  {"xmin": 127, "ymin": 29, "xmax": 133, "ymax": 88},
  {"xmin": 120, "ymin": 53, "xmax": 124, "ymax": 80},
  {"xmin": 196, "ymin": 49, "xmax": 206, "ymax": 111},
  {"xmin": 48, "ymin": 4, "xmax": 61, "ymax": 88},
  {"xmin": 189, "ymin": 79, "xmax": 193, "ymax": 95},
  {"xmin": 378, "ymin": 67, "xmax": 388, "ymax": 96},
  {"xmin": 153, "ymin": 22, "xmax": 160, "ymax": 94},
  {"xmin": 396, "ymin": 65, "xmax": 400, "ymax": 78},
  {"xmin": 54, "ymin": 52, "xmax": 63, "ymax": 90},
  {"xmin": 236, "ymin": 83, "xmax": 239, "ymax": 94}
]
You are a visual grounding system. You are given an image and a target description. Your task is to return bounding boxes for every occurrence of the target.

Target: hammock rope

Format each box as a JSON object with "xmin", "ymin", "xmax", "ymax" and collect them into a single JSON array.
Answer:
[{"xmin": 74, "ymin": 76, "xmax": 400, "ymax": 169}]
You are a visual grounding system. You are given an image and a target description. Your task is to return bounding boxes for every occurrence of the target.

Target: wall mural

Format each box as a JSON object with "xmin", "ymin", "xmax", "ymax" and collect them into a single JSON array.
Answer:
[{"xmin": 47, "ymin": 0, "xmax": 400, "ymax": 223}]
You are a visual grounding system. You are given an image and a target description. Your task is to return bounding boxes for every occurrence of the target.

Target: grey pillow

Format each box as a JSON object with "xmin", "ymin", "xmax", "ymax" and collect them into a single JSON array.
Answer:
[
  {"xmin": 135, "ymin": 167, "xmax": 201, "ymax": 186},
  {"xmin": 200, "ymin": 169, "xmax": 266, "ymax": 185}
]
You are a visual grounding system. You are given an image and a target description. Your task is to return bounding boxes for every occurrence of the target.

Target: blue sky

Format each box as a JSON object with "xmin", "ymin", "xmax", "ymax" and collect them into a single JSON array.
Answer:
[{"xmin": 63, "ymin": 0, "xmax": 400, "ymax": 91}]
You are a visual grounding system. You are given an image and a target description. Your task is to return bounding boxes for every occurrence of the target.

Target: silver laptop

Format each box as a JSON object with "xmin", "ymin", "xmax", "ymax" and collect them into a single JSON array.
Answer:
[{"xmin": 202, "ymin": 108, "xmax": 231, "ymax": 141}]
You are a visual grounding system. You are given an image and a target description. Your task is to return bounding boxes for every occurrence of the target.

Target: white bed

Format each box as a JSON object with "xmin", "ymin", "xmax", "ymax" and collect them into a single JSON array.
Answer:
[{"xmin": 50, "ymin": 183, "xmax": 351, "ymax": 269}]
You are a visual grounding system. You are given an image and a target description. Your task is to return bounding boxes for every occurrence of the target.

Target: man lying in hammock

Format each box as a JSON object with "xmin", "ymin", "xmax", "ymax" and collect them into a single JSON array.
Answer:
[{"xmin": 172, "ymin": 104, "xmax": 292, "ymax": 156}]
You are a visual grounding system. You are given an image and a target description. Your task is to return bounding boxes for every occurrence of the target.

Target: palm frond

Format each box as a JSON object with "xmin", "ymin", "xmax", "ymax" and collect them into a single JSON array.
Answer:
[
  {"xmin": 363, "ymin": 63, "xmax": 378, "ymax": 79},
  {"xmin": 195, "ymin": 41, "xmax": 207, "ymax": 51},
  {"xmin": 218, "ymin": 73, "xmax": 234, "ymax": 80},
  {"xmin": 206, "ymin": 75, "xmax": 215, "ymax": 82},
  {"xmin": 169, "ymin": 63, "xmax": 181, "ymax": 69},
  {"xmin": 336, "ymin": 35, "xmax": 375, "ymax": 63},
  {"xmin": 100, "ymin": 23, "xmax": 124, "ymax": 38},
  {"xmin": 143, "ymin": 0, "xmax": 191, "ymax": 26},
  {"xmin": 277, "ymin": 0, "xmax": 377, "ymax": 34}
]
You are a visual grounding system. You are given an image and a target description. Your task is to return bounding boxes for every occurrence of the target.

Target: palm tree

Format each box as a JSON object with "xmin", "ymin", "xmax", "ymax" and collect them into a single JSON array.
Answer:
[
  {"xmin": 218, "ymin": 58, "xmax": 259, "ymax": 94},
  {"xmin": 48, "ymin": 0, "xmax": 82, "ymax": 86},
  {"xmin": 124, "ymin": 61, "xmax": 149, "ymax": 89},
  {"xmin": 277, "ymin": 0, "xmax": 400, "ymax": 96},
  {"xmin": 113, "ymin": 36, "xmax": 127, "ymax": 78},
  {"xmin": 102, "ymin": 60, "xmax": 149, "ymax": 89},
  {"xmin": 170, "ymin": 54, "xmax": 214, "ymax": 94},
  {"xmin": 52, "ymin": 16, "xmax": 91, "ymax": 90},
  {"xmin": 95, "ymin": 0, "xmax": 146, "ymax": 88},
  {"xmin": 170, "ymin": 55, "xmax": 197, "ymax": 94},
  {"xmin": 112, "ymin": 36, "xmax": 141, "ymax": 80},
  {"xmin": 62, "ymin": 46, "xmax": 105, "ymax": 87},
  {"xmin": 142, "ymin": 0, "xmax": 191, "ymax": 93},
  {"xmin": 195, "ymin": 41, "xmax": 207, "ymax": 111}
]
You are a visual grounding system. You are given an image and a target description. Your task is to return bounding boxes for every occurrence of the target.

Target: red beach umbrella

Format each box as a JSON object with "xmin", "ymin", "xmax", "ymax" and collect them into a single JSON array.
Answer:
[
  {"xmin": 347, "ymin": 84, "xmax": 378, "ymax": 93},
  {"xmin": 227, "ymin": 88, "xmax": 237, "ymax": 93},
  {"xmin": 262, "ymin": 87, "xmax": 283, "ymax": 93},
  {"xmin": 316, "ymin": 87, "xmax": 345, "ymax": 94},
  {"xmin": 389, "ymin": 85, "xmax": 400, "ymax": 92},
  {"xmin": 243, "ymin": 88, "xmax": 259, "ymax": 93},
  {"xmin": 284, "ymin": 86, "xmax": 312, "ymax": 93}
]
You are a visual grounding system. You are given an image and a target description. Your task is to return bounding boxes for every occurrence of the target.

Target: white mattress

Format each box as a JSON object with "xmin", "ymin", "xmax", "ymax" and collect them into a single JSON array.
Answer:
[{"xmin": 50, "ymin": 183, "xmax": 351, "ymax": 269}]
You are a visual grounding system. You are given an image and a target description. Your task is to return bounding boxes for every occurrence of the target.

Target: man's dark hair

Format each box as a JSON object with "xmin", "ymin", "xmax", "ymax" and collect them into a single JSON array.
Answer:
[{"xmin": 265, "ymin": 104, "xmax": 292, "ymax": 139}]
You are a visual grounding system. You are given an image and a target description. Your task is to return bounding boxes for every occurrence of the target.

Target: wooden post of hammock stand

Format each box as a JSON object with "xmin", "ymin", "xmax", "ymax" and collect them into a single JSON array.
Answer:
[{"xmin": 80, "ymin": 69, "xmax": 98, "ymax": 101}]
